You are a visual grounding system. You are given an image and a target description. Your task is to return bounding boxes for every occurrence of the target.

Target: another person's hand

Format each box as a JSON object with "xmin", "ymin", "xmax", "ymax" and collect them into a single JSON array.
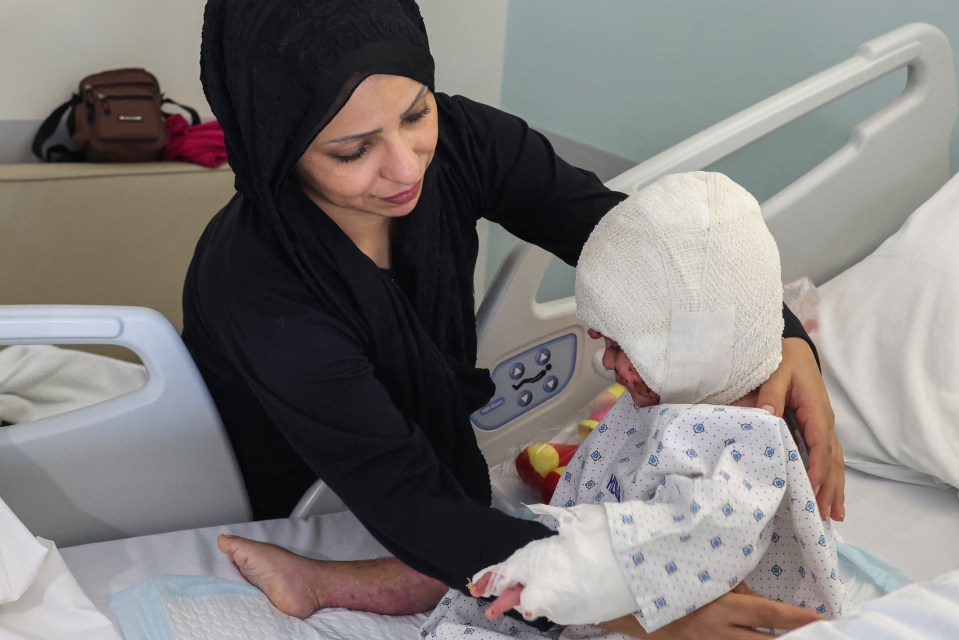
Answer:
[
  {"xmin": 472, "ymin": 579, "xmax": 821, "ymax": 639},
  {"xmin": 756, "ymin": 337, "xmax": 845, "ymax": 521}
]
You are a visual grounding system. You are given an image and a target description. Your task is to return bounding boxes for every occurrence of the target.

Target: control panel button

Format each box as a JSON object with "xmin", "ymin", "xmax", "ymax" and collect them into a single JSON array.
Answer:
[{"xmin": 470, "ymin": 333, "xmax": 577, "ymax": 431}]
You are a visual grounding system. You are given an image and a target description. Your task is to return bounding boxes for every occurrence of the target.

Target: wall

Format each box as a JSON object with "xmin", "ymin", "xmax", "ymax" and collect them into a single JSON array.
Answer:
[
  {"xmin": 0, "ymin": 0, "xmax": 207, "ymax": 162},
  {"xmin": 496, "ymin": 1, "xmax": 959, "ymax": 300},
  {"xmin": 0, "ymin": 0, "xmax": 510, "ymax": 300},
  {"xmin": 420, "ymin": 0, "xmax": 508, "ymax": 105},
  {"xmin": 8, "ymin": 4, "xmax": 956, "ymax": 298},
  {"xmin": 0, "ymin": 0, "xmax": 507, "ymax": 163},
  {"xmin": 502, "ymin": 1, "xmax": 959, "ymax": 191}
]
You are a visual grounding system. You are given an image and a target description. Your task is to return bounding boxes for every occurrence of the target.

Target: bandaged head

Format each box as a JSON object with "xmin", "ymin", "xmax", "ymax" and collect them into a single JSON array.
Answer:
[{"xmin": 575, "ymin": 171, "xmax": 784, "ymax": 405}]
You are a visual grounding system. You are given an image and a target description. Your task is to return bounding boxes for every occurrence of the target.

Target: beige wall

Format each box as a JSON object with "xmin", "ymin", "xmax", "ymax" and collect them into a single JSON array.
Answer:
[{"xmin": 0, "ymin": 0, "xmax": 508, "ymax": 124}]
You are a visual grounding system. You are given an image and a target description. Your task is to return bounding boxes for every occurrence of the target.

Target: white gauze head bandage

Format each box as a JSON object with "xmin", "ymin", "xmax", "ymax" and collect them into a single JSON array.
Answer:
[{"xmin": 575, "ymin": 171, "xmax": 784, "ymax": 405}]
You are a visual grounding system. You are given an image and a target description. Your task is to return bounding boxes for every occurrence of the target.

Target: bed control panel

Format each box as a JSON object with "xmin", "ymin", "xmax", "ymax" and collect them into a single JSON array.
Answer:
[{"xmin": 471, "ymin": 333, "xmax": 577, "ymax": 431}]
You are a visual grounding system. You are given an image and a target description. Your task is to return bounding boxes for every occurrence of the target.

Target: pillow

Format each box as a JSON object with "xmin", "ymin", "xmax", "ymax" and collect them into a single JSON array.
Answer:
[{"xmin": 813, "ymin": 172, "xmax": 959, "ymax": 490}]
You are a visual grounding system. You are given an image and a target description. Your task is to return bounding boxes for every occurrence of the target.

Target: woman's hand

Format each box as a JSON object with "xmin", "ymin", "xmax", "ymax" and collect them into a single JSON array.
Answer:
[
  {"xmin": 756, "ymin": 337, "xmax": 845, "ymax": 521},
  {"xmin": 597, "ymin": 583, "xmax": 823, "ymax": 639},
  {"xmin": 473, "ymin": 579, "xmax": 822, "ymax": 639}
]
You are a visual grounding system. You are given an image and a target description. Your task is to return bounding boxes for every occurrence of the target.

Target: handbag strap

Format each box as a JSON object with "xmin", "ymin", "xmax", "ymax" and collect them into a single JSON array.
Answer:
[
  {"xmin": 32, "ymin": 95, "xmax": 84, "ymax": 162},
  {"xmin": 161, "ymin": 97, "xmax": 201, "ymax": 126}
]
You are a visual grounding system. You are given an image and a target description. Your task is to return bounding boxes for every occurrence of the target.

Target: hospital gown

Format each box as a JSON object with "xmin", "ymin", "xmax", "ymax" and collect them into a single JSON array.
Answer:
[{"xmin": 420, "ymin": 397, "xmax": 847, "ymax": 638}]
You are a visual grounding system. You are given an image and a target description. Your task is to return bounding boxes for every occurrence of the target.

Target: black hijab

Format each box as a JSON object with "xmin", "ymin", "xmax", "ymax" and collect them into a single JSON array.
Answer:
[{"xmin": 200, "ymin": 0, "xmax": 495, "ymax": 501}]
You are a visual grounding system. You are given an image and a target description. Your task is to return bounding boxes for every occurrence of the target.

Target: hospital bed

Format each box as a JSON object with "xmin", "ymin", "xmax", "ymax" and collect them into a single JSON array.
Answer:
[{"xmin": 2, "ymin": 21, "xmax": 959, "ymax": 639}]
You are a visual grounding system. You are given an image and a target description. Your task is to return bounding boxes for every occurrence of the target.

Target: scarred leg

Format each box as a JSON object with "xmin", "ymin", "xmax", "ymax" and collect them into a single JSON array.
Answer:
[{"xmin": 217, "ymin": 534, "xmax": 447, "ymax": 617}]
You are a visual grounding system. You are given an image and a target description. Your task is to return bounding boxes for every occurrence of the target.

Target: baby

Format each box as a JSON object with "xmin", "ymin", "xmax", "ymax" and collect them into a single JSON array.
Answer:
[{"xmin": 469, "ymin": 171, "xmax": 847, "ymax": 633}]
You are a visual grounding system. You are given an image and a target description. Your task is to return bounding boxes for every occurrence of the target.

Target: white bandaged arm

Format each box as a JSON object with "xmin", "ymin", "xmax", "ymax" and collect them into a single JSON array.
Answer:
[
  {"xmin": 473, "ymin": 503, "xmax": 636, "ymax": 625},
  {"xmin": 474, "ymin": 403, "xmax": 846, "ymax": 631}
]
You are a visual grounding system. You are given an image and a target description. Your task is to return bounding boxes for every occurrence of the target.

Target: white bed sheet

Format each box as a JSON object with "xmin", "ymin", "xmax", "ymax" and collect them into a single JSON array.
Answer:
[
  {"xmin": 833, "ymin": 468, "xmax": 959, "ymax": 583},
  {"xmin": 60, "ymin": 511, "xmax": 427, "ymax": 638},
  {"xmin": 59, "ymin": 463, "xmax": 959, "ymax": 639}
]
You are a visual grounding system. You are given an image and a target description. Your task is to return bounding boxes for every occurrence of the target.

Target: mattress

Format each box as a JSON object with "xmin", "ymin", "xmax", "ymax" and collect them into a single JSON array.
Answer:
[
  {"xmin": 61, "ymin": 511, "xmax": 428, "ymax": 638},
  {"xmin": 60, "ymin": 464, "xmax": 959, "ymax": 637},
  {"xmin": 832, "ymin": 468, "xmax": 959, "ymax": 583}
]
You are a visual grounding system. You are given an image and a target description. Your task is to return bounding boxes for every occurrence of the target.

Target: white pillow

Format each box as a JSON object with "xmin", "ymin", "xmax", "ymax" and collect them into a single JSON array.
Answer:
[{"xmin": 813, "ymin": 173, "xmax": 959, "ymax": 489}]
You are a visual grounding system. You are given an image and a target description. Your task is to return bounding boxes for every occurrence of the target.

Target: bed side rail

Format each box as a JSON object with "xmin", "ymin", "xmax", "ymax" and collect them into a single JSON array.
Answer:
[
  {"xmin": 472, "ymin": 22, "xmax": 957, "ymax": 467},
  {"xmin": 0, "ymin": 305, "xmax": 251, "ymax": 546},
  {"xmin": 607, "ymin": 21, "xmax": 957, "ymax": 285}
]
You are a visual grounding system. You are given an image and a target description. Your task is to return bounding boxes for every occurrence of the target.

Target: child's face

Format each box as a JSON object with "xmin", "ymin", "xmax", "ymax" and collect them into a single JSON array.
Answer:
[{"xmin": 588, "ymin": 329, "xmax": 660, "ymax": 408}]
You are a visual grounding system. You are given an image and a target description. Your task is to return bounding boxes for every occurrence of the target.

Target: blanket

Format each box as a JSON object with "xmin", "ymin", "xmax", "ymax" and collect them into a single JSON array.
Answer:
[{"xmin": 0, "ymin": 345, "xmax": 146, "ymax": 425}]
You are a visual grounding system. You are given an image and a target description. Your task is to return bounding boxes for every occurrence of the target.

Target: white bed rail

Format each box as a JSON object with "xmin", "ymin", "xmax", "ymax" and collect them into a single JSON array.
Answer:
[
  {"xmin": 0, "ymin": 305, "xmax": 251, "ymax": 546},
  {"xmin": 607, "ymin": 22, "xmax": 957, "ymax": 285},
  {"xmin": 470, "ymin": 22, "xmax": 957, "ymax": 467}
]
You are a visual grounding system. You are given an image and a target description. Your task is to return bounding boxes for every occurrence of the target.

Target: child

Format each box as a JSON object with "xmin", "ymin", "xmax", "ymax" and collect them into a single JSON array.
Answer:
[{"xmin": 456, "ymin": 171, "xmax": 847, "ymax": 635}]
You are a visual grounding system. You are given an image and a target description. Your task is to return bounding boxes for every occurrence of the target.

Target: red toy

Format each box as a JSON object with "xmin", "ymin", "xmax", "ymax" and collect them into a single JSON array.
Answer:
[
  {"xmin": 514, "ymin": 384, "xmax": 626, "ymax": 503},
  {"xmin": 515, "ymin": 442, "xmax": 579, "ymax": 503}
]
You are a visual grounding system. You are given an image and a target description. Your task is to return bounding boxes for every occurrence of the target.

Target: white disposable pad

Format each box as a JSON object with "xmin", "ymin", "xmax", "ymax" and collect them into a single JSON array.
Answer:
[{"xmin": 110, "ymin": 575, "xmax": 423, "ymax": 640}]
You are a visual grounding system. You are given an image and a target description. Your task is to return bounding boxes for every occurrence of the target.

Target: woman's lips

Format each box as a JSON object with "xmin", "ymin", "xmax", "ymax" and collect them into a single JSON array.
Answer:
[{"xmin": 380, "ymin": 179, "xmax": 422, "ymax": 206}]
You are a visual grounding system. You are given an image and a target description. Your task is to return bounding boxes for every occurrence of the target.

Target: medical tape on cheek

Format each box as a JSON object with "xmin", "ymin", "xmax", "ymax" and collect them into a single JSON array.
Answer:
[{"xmin": 660, "ymin": 308, "xmax": 734, "ymax": 404}]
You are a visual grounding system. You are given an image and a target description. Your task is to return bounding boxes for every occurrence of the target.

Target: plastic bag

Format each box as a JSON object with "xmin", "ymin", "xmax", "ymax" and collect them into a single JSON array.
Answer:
[{"xmin": 783, "ymin": 276, "xmax": 820, "ymax": 334}]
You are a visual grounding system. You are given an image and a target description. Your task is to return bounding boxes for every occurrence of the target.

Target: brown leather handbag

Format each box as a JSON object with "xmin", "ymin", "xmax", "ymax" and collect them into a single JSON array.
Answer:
[{"xmin": 33, "ymin": 68, "xmax": 199, "ymax": 163}]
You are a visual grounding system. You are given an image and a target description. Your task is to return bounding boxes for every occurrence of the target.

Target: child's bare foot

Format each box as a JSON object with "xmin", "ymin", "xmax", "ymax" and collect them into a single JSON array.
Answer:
[{"xmin": 217, "ymin": 534, "xmax": 323, "ymax": 618}]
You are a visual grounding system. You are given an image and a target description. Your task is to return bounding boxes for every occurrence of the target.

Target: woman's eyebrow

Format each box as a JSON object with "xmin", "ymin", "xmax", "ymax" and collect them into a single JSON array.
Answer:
[
  {"xmin": 400, "ymin": 85, "xmax": 429, "ymax": 117},
  {"xmin": 322, "ymin": 85, "xmax": 429, "ymax": 146},
  {"xmin": 322, "ymin": 128, "xmax": 383, "ymax": 146}
]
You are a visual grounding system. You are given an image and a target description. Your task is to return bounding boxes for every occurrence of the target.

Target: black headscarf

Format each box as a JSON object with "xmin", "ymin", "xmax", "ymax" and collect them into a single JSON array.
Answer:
[
  {"xmin": 200, "ymin": 0, "xmax": 495, "ymax": 501},
  {"xmin": 201, "ymin": 0, "xmax": 435, "ymax": 204}
]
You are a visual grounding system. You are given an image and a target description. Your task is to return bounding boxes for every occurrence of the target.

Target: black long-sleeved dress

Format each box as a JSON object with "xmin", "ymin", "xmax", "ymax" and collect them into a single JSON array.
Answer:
[{"xmin": 182, "ymin": 93, "xmax": 811, "ymax": 590}]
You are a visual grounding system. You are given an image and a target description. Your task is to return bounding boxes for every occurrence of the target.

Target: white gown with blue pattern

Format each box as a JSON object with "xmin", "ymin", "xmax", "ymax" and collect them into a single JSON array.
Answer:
[{"xmin": 419, "ymin": 397, "xmax": 846, "ymax": 638}]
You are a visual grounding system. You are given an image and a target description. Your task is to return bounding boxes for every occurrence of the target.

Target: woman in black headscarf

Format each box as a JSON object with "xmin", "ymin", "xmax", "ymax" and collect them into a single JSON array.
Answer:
[{"xmin": 184, "ymin": 0, "xmax": 842, "ymax": 635}]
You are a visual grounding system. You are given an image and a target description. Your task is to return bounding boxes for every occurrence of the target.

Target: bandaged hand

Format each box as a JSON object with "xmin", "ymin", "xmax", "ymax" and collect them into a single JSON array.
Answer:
[{"xmin": 472, "ymin": 504, "xmax": 637, "ymax": 625}]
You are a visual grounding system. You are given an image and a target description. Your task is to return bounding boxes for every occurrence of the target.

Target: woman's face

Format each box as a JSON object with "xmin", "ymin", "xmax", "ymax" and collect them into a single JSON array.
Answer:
[{"xmin": 294, "ymin": 74, "xmax": 438, "ymax": 222}]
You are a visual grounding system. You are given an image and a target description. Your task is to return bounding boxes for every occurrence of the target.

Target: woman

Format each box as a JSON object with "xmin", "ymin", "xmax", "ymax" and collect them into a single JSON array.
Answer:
[{"xmin": 185, "ymin": 0, "xmax": 843, "ymax": 636}]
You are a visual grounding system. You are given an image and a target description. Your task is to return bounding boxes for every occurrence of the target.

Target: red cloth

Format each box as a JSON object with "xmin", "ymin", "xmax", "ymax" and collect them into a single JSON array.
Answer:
[{"xmin": 163, "ymin": 114, "xmax": 228, "ymax": 167}]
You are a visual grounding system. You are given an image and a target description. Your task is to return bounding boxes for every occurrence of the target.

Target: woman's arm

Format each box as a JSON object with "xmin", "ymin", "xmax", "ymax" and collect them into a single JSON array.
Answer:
[
  {"xmin": 756, "ymin": 337, "xmax": 844, "ymax": 521},
  {"xmin": 474, "ymin": 579, "xmax": 820, "ymax": 639},
  {"xmin": 598, "ymin": 583, "xmax": 822, "ymax": 639},
  {"xmin": 224, "ymin": 288, "xmax": 554, "ymax": 589},
  {"xmin": 436, "ymin": 94, "xmax": 626, "ymax": 265}
]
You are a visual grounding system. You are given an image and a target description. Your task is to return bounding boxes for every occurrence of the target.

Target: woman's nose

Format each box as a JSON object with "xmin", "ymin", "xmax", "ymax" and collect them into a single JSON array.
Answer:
[{"xmin": 383, "ymin": 137, "xmax": 420, "ymax": 184}]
